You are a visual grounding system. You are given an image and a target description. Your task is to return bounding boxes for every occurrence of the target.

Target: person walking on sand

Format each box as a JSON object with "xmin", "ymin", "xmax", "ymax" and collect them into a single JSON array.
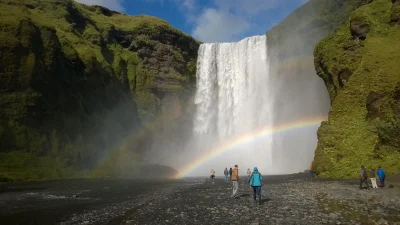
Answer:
[
  {"xmin": 250, "ymin": 167, "xmax": 263, "ymax": 203},
  {"xmin": 224, "ymin": 167, "xmax": 229, "ymax": 183},
  {"xmin": 370, "ymin": 168, "xmax": 378, "ymax": 188},
  {"xmin": 231, "ymin": 165, "xmax": 239, "ymax": 198},
  {"xmin": 229, "ymin": 167, "xmax": 233, "ymax": 182},
  {"xmin": 247, "ymin": 168, "xmax": 251, "ymax": 183},
  {"xmin": 210, "ymin": 169, "xmax": 215, "ymax": 184},
  {"xmin": 359, "ymin": 165, "xmax": 369, "ymax": 190},
  {"xmin": 377, "ymin": 166, "xmax": 386, "ymax": 188}
]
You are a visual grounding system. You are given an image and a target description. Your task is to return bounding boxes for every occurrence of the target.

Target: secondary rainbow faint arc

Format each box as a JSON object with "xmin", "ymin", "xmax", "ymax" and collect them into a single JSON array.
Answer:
[{"xmin": 173, "ymin": 116, "xmax": 327, "ymax": 179}]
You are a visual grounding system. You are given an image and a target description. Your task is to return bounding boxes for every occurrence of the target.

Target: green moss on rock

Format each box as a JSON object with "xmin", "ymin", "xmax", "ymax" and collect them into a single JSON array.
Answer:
[{"xmin": 313, "ymin": 0, "xmax": 400, "ymax": 178}]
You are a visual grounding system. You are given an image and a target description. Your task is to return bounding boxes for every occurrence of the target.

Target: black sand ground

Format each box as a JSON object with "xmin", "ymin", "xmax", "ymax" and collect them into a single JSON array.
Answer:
[
  {"xmin": 1, "ymin": 174, "xmax": 399, "ymax": 225},
  {"xmin": 116, "ymin": 175, "xmax": 400, "ymax": 225},
  {"xmin": 0, "ymin": 179, "xmax": 199, "ymax": 225}
]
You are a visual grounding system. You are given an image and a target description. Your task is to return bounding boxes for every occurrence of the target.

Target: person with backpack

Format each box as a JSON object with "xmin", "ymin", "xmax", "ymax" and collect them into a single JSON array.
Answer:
[
  {"xmin": 224, "ymin": 167, "xmax": 229, "ymax": 183},
  {"xmin": 359, "ymin": 165, "xmax": 369, "ymax": 189},
  {"xmin": 231, "ymin": 165, "xmax": 239, "ymax": 198},
  {"xmin": 249, "ymin": 167, "xmax": 263, "ymax": 203},
  {"xmin": 229, "ymin": 167, "xmax": 233, "ymax": 182},
  {"xmin": 377, "ymin": 166, "xmax": 386, "ymax": 187}
]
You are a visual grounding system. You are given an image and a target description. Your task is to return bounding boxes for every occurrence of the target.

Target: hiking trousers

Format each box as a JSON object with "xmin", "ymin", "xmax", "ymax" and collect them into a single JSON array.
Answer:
[
  {"xmin": 252, "ymin": 186, "xmax": 261, "ymax": 201},
  {"xmin": 359, "ymin": 178, "xmax": 369, "ymax": 189},
  {"xmin": 379, "ymin": 178, "xmax": 385, "ymax": 187},
  {"xmin": 370, "ymin": 178, "xmax": 378, "ymax": 188},
  {"xmin": 232, "ymin": 181, "xmax": 238, "ymax": 197}
]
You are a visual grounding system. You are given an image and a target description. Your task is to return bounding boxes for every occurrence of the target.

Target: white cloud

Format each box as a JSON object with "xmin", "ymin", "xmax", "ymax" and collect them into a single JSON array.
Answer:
[
  {"xmin": 180, "ymin": 0, "xmax": 196, "ymax": 11},
  {"xmin": 192, "ymin": 8, "xmax": 249, "ymax": 42},
  {"xmin": 74, "ymin": 0, "xmax": 125, "ymax": 12}
]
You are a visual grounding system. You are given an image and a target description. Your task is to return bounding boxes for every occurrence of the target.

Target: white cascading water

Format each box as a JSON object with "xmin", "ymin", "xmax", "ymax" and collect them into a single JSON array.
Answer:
[{"xmin": 191, "ymin": 35, "xmax": 274, "ymax": 175}]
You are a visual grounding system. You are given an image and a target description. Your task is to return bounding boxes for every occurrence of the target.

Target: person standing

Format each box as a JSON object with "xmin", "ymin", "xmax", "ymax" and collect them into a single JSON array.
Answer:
[
  {"xmin": 249, "ymin": 167, "xmax": 263, "ymax": 203},
  {"xmin": 309, "ymin": 164, "xmax": 314, "ymax": 179},
  {"xmin": 359, "ymin": 165, "xmax": 369, "ymax": 189},
  {"xmin": 247, "ymin": 168, "xmax": 251, "ymax": 183},
  {"xmin": 229, "ymin": 167, "xmax": 233, "ymax": 182},
  {"xmin": 370, "ymin": 168, "xmax": 378, "ymax": 188},
  {"xmin": 224, "ymin": 167, "xmax": 229, "ymax": 183},
  {"xmin": 377, "ymin": 166, "xmax": 386, "ymax": 188},
  {"xmin": 231, "ymin": 165, "xmax": 239, "ymax": 198},
  {"xmin": 210, "ymin": 169, "xmax": 215, "ymax": 184}
]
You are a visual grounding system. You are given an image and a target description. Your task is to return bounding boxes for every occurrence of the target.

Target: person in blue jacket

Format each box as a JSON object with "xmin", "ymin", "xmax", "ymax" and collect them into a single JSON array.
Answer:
[
  {"xmin": 377, "ymin": 166, "xmax": 386, "ymax": 187},
  {"xmin": 249, "ymin": 167, "xmax": 263, "ymax": 203}
]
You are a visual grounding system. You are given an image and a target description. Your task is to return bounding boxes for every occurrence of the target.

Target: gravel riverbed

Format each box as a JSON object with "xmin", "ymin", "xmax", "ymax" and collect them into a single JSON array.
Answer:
[
  {"xmin": 116, "ymin": 175, "xmax": 400, "ymax": 225},
  {"xmin": 1, "ymin": 174, "xmax": 399, "ymax": 225}
]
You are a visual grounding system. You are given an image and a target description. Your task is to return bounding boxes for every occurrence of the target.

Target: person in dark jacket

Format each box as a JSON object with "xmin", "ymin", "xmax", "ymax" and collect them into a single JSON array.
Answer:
[
  {"xmin": 229, "ymin": 167, "xmax": 233, "ymax": 182},
  {"xmin": 249, "ymin": 167, "xmax": 263, "ymax": 203},
  {"xmin": 377, "ymin": 166, "xmax": 386, "ymax": 187},
  {"xmin": 359, "ymin": 165, "xmax": 369, "ymax": 189}
]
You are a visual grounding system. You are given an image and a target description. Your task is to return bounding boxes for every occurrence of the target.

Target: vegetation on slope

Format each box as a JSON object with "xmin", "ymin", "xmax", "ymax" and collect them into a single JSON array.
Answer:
[
  {"xmin": 313, "ymin": 0, "xmax": 400, "ymax": 178},
  {"xmin": 0, "ymin": 0, "xmax": 199, "ymax": 181}
]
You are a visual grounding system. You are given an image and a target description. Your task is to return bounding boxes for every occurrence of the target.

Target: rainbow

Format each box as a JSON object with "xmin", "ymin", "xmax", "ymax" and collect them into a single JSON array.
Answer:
[{"xmin": 173, "ymin": 116, "xmax": 327, "ymax": 179}]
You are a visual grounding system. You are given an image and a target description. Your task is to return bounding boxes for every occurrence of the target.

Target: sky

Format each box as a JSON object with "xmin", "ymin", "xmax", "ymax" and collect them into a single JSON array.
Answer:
[{"xmin": 75, "ymin": 0, "xmax": 309, "ymax": 43}]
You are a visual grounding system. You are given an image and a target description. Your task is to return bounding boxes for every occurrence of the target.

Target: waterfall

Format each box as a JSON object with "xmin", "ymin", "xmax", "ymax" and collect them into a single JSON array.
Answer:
[
  {"xmin": 147, "ymin": 34, "xmax": 330, "ymax": 177},
  {"xmin": 192, "ymin": 35, "xmax": 274, "ymax": 174}
]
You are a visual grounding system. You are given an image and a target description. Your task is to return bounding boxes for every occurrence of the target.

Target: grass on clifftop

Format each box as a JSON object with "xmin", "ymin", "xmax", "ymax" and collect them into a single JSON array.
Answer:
[{"xmin": 313, "ymin": 0, "xmax": 400, "ymax": 178}]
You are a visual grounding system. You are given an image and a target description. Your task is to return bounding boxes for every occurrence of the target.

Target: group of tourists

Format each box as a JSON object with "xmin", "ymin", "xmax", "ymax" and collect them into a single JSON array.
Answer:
[
  {"xmin": 359, "ymin": 165, "xmax": 386, "ymax": 189},
  {"xmin": 211, "ymin": 165, "xmax": 264, "ymax": 203},
  {"xmin": 209, "ymin": 164, "xmax": 386, "ymax": 203}
]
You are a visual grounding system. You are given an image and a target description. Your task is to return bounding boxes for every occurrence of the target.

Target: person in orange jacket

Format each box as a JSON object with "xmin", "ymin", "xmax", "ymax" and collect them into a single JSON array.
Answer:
[{"xmin": 231, "ymin": 165, "xmax": 239, "ymax": 198}]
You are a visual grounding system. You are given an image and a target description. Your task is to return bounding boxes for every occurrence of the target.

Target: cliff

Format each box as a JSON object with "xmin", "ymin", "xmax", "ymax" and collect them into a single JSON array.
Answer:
[
  {"xmin": 313, "ymin": 0, "xmax": 400, "ymax": 177},
  {"xmin": 0, "ymin": 0, "xmax": 199, "ymax": 181}
]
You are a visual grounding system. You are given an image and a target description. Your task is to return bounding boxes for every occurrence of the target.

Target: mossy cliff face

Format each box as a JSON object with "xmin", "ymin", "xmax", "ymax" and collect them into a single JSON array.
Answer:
[
  {"xmin": 313, "ymin": 0, "xmax": 400, "ymax": 178},
  {"xmin": 0, "ymin": 0, "xmax": 199, "ymax": 181}
]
